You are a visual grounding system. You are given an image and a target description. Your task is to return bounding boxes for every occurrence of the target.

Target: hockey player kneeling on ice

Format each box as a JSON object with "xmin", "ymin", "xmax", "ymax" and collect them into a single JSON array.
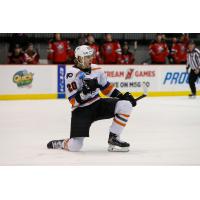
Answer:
[{"xmin": 47, "ymin": 45, "xmax": 137, "ymax": 152}]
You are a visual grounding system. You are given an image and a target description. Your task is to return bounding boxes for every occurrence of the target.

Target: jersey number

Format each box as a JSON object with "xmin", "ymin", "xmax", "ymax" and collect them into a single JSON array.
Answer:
[{"xmin": 67, "ymin": 82, "xmax": 77, "ymax": 92}]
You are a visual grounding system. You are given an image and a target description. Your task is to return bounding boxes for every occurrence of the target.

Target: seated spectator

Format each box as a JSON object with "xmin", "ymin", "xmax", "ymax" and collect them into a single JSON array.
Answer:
[
  {"xmin": 8, "ymin": 33, "xmax": 29, "ymax": 56},
  {"xmin": 149, "ymin": 34, "xmax": 169, "ymax": 64},
  {"xmin": 7, "ymin": 44, "xmax": 25, "ymax": 64},
  {"xmin": 101, "ymin": 33, "xmax": 122, "ymax": 64},
  {"xmin": 47, "ymin": 33, "xmax": 74, "ymax": 64},
  {"xmin": 120, "ymin": 42, "xmax": 134, "ymax": 64},
  {"xmin": 171, "ymin": 37, "xmax": 187, "ymax": 64},
  {"xmin": 24, "ymin": 43, "xmax": 40, "ymax": 64},
  {"xmin": 86, "ymin": 34, "xmax": 103, "ymax": 64}
]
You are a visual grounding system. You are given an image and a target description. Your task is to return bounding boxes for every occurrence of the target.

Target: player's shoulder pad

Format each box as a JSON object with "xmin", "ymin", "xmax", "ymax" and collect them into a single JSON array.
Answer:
[{"xmin": 65, "ymin": 67, "xmax": 81, "ymax": 80}]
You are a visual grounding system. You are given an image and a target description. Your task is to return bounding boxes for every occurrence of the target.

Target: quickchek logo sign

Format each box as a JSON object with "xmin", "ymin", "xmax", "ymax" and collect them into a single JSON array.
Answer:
[
  {"xmin": 13, "ymin": 70, "xmax": 34, "ymax": 88},
  {"xmin": 57, "ymin": 64, "xmax": 66, "ymax": 98}
]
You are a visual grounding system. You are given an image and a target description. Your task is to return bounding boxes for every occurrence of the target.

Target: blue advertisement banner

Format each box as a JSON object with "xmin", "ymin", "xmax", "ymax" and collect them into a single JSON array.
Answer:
[{"xmin": 57, "ymin": 64, "xmax": 66, "ymax": 99}]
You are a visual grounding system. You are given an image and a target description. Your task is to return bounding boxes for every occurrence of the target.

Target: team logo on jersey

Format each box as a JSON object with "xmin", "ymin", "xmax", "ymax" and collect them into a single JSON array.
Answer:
[
  {"xmin": 106, "ymin": 45, "xmax": 112, "ymax": 53},
  {"xmin": 158, "ymin": 46, "xmax": 164, "ymax": 53},
  {"xmin": 66, "ymin": 73, "xmax": 73, "ymax": 78},
  {"xmin": 180, "ymin": 45, "xmax": 185, "ymax": 52},
  {"xmin": 13, "ymin": 70, "xmax": 34, "ymax": 88},
  {"xmin": 57, "ymin": 44, "xmax": 64, "ymax": 50}
]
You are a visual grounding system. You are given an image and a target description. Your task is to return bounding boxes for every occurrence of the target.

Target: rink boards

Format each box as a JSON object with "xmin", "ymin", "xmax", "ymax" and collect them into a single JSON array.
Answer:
[{"xmin": 0, "ymin": 64, "xmax": 199, "ymax": 100}]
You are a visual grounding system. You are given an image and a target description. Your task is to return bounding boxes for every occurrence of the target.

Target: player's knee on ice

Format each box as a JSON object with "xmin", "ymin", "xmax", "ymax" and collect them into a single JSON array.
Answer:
[
  {"xmin": 67, "ymin": 137, "xmax": 84, "ymax": 152},
  {"xmin": 115, "ymin": 100, "xmax": 132, "ymax": 116}
]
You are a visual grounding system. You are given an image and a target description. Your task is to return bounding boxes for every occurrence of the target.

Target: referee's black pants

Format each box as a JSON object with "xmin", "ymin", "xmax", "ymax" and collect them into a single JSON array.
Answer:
[{"xmin": 188, "ymin": 69, "xmax": 200, "ymax": 95}]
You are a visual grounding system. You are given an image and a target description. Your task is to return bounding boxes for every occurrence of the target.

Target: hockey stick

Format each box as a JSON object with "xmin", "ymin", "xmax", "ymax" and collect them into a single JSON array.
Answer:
[{"xmin": 135, "ymin": 83, "xmax": 148, "ymax": 101}]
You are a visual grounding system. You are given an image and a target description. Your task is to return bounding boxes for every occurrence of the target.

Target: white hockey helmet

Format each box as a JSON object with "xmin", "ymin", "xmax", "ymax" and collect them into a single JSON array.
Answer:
[
  {"xmin": 75, "ymin": 45, "xmax": 94, "ymax": 59},
  {"xmin": 74, "ymin": 45, "xmax": 94, "ymax": 68}
]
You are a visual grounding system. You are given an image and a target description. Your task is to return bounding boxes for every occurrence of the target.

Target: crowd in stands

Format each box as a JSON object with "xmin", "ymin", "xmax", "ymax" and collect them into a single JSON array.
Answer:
[
  {"xmin": 6, "ymin": 33, "xmax": 189, "ymax": 65},
  {"xmin": 149, "ymin": 33, "xmax": 189, "ymax": 64},
  {"xmin": 8, "ymin": 34, "xmax": 40, "ymax": 64}
]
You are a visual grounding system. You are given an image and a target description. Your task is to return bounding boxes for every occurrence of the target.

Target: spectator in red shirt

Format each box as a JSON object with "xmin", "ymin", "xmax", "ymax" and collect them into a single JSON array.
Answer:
[
  {"xmin": 101, "ymin": 33, "xmax": 122, "ymax": 64},
  {"xmin": 149, "ymin": 34, "xmax": 169, "ymax": 64},
  {"xmin": 171, "ymin": 38, "xmax": 187, "ymax": 64},
  {"xmin": 86, "ymin": 34, "xmax": 103, "ymax": 64},
  {"xmin": 180, "ymin": 33, "xmax": 189, "ymax": 47},
  {"xmin": 24, "ymin": 43, "xmax": 40, "ymax": 64},
  {"xmin": 7, "ymin": 44, "xmax": 25, "ymax": 64},
  {"xmin": 47, "ymin": 33, "xmax": 74, "ymax": 64},
  {"xmin": 120, "ymin": 42, "xmax": 134, "ymax": 64}
]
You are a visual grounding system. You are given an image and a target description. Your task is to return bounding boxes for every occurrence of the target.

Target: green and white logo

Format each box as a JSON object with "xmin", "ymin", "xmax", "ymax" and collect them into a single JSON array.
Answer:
[{"xmin": 13, "ymin": 70, "xmax": 34, "ymax": 88}]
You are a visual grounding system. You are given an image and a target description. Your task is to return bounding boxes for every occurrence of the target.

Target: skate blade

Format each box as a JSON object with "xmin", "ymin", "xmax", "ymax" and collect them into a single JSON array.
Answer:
[
  {"xmin": 188, "ymin": 96, "xmax": 196, "ymax": 99},
  {"xmin": 108, "ymin": 145, "xmax": 129, "ymax": 152}
]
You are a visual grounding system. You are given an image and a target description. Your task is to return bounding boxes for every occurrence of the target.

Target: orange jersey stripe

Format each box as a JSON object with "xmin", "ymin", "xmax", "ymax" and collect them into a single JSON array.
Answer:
[
  {"xmin": 113, "ymin": 118, "xmax": 126, "ymax": 127},
  {"xmin": 118, "ymin": 113, "xmax": 130, "ymax": 118},
  {"xmin": 92, "ymin": 67, "xmax": 102, "ymax": 71},
  {"xmin": 101, "ymin": 84, "xmax": 114, "ymax": 95},
  {"xmin": 69, "ymin": 98, "xmax": 76, "ymax": 106}
]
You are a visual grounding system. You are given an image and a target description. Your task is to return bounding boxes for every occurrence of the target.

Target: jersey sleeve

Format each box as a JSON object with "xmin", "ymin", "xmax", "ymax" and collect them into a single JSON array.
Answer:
[
  {"xmin": 98, "ymin": 69, "xmax": 116, "ymax": 96},
  {"xmin": 115, "ymin": 42, "xmax": 122, "ymax": 55},
  {"xmin": 195, "ymin": 51, "xmax": 200, "ymax": 68}
]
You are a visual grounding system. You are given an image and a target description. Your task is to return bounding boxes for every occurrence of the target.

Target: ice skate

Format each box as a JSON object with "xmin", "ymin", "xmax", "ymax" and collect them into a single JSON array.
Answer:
[
  {"xmin": 188, "ymin": 94, "xmax": 196, "ymax": 99},
  {"xmin": 108, "ymin": 132, "xmax": 130, "ymax": 152},
  {"xmin": 47, "ymin": 139, "xmax": 65, "ymax": 149}
]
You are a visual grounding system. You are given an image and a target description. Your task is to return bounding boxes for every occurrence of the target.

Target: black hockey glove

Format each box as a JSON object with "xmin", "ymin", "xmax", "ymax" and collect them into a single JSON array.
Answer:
[
  {"xmin": 82, "ymin": 78, "xmax": 100, "ymax": 95},
  {"xmin": 118, "ymin": 92, "xmax": 137, "ymax": 107}
]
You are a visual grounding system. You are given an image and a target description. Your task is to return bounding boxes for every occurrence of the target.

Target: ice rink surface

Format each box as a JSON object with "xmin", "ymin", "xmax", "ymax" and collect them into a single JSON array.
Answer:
[{"xmin": 0, "ymin": 97, "xmax": 200, "ymax": 165}]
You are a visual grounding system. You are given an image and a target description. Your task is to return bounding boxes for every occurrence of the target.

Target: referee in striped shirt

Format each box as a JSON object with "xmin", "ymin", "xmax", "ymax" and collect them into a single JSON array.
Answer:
[{"xmin": 186, "ymin": 40, "xmax": 200, "ymax": 97}]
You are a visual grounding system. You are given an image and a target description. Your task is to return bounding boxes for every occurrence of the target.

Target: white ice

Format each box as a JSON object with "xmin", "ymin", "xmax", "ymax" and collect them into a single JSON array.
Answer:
[{"xmin": 0, "ymin": 97, "xmax": 200, "ymax": 165}]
